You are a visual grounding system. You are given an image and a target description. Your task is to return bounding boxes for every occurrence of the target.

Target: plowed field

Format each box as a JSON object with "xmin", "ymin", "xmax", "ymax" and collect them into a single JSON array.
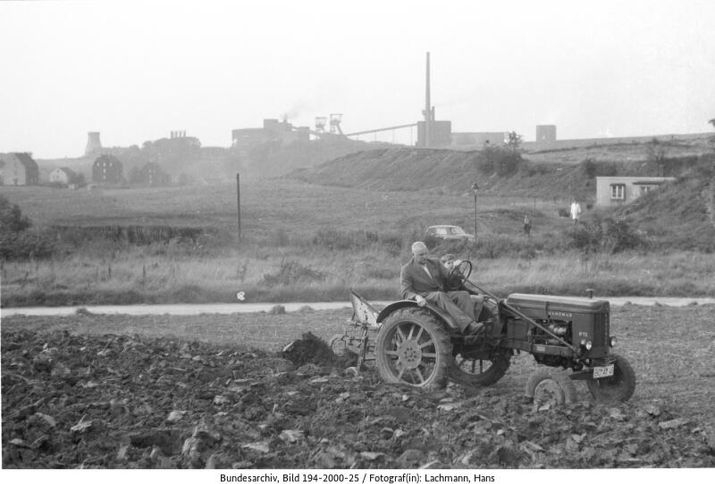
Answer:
[{"xmin": 2, "ymin": 304, "xmax": 714, "ymax": 469}]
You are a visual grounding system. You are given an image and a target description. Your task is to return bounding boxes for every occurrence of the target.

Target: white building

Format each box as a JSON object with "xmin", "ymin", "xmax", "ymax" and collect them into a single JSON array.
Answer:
[
  {"xmin": 595, "ymin": 176, "xmax": 675, "ymax": 207},
  {"xmin": 49, "ymin": 167, "xmax": 77, "ymax": 185}
]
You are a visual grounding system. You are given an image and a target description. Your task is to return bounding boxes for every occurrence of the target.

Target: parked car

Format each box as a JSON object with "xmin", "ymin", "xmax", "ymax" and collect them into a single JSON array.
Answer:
[{"xmin": 425, "ymin": 225, "xmax": 475, "ymax": 242}]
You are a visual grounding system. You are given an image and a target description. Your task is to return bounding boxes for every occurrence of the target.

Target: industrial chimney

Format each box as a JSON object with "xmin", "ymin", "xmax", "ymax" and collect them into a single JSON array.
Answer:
[
  {"xmin": 85, "ymin": 132, "xmax": 102, "ymax": 156},
  {"xmin": 424, "ymin": 52, "xmax": 431, "ymax": 147}
]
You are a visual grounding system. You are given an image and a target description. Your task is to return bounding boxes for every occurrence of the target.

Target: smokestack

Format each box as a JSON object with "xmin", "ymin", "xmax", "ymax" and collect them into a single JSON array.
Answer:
[
  {"xmin": 424, "ymin": 52, "xmax": 431, "ymax": 147},
  {"xmin": 85, "ymin": 132, "xmax": 102, "ymax": 156}
]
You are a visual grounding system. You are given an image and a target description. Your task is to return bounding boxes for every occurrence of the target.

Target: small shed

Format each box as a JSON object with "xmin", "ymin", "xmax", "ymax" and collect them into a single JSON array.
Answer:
[
  {"xmin": 596, "ymin": 176, "xmax": 676, "ymax": 207},
  {"xmin": 49, "ymin": 167, "xmax": 78, "ymax": 185},
  {"xmin": 92, "ymin": 154, "xmax": 123, "ymax": 184},
  {"xmin": 0, "ymin": 152, "xmax": 40, "ymax": 186}
]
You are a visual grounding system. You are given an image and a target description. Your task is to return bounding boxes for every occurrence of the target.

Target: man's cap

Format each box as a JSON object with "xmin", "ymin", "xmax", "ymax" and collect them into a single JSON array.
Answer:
[{"xmin": 411, "ymin": 241, "xmax": 428, "ymax": 254}]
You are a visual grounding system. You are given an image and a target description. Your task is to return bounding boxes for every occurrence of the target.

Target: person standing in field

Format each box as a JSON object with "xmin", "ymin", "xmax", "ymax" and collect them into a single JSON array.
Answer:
[
  {"xmin": 523, "ymin": 215, "xmax": 532, "ymax": 236},
  {"xmin": 570, "ymin": 200, "xmax": 582, "ymax": 224}
]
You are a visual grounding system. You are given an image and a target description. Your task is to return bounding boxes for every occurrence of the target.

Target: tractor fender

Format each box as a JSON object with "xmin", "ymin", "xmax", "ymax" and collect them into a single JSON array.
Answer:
[{"xmin": 376, "ymin": 300, "xmax": 460, "ymax": 331}]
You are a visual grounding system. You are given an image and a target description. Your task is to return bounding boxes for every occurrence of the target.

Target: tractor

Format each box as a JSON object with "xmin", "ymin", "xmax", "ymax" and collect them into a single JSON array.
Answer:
[{"xmin": 331, "ymin": 259, "xmax": 636, "ymax": 404}]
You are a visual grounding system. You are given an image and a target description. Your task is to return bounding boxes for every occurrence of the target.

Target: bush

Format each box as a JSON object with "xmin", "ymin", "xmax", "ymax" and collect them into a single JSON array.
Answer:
[
  {"xmin": 565, "ymin": 216, "xmax": 647, "ymax": 254},
  {"xmin": 0, "ymin": 230, "xmax": 56, "ymax": 260},
  {"xmin": 580, "ymin": 159, "xmax": 618, "ymax": 178},
  {"xmin": 566, "ymin": 222, "xmax": 603, "ymax": 254},
  {"xmin": 602, "ymin": 218, "xmax": 649, "ymax": 253},
  {"xmin": 476, "ymin": 146, "xmax": 524, "ymax": 177},
  {"xmin": 0, "ymin": 195, "xmax": 56, "ymax": 260},
  {"xmin": 0, "ymin": 196, "xmax": 31, "ymax": 233}
]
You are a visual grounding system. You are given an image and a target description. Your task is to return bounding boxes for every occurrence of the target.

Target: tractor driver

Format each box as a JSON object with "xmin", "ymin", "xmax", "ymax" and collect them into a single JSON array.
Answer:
[{"xmin": 400, "ymin": 242, "xmax": 483, "ymax": 337}]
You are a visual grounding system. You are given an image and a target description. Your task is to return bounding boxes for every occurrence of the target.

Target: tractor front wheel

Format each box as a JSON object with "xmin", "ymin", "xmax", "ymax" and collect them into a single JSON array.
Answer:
[
  {"xmin": 449, "ymin": 350, "xmax": 511, "ymax": 386},
  {"xmin": 375, "ymin": 308, "xmax": 452, "ymax": 390},
  {"xmin": 586, "ymin": 353, "xmax": 636, "ymax": 403},
  {"xmin": 525, "ymin": 369, "xmax": 578, "ymax": 406}
]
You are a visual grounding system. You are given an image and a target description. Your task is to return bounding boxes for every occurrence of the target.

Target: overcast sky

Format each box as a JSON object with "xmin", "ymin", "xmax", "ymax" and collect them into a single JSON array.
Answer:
[{"xmin": 1, "ymin": 0, "xmax": 714, "ymax": 158}]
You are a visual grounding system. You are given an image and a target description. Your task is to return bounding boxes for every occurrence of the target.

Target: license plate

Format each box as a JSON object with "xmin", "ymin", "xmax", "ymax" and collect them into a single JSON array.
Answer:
[{"xmin": 593, "ymin": 364, "xmax": 615, "ymax": 379}]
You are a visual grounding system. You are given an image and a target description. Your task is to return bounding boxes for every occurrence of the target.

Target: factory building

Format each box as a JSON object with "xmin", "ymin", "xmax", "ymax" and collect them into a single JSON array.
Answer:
[
  {"xmin": 231, "ymin": 119, "xmax": 310, "ymax": 150},
  {"xmin": 536, "ymin": 125, "xmax": 557, "ymax": 143}
]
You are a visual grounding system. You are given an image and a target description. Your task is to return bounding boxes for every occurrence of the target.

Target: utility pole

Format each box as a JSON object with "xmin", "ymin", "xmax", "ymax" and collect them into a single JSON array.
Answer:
[
  {"xmin": 424, "ymin": 51, "xmax": 431, "ymax": 148},
  {"xmin": 236, "ymin": 173, "xmax": 241, "ymax": 241},
  {"xmin": 471, "ymin": 182, "xmax": 479, "ymax": 243}
]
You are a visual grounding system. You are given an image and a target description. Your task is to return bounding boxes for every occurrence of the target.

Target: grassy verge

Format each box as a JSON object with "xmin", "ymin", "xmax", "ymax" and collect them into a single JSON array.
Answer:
[{"xmin": 2, "ymin": 246, "xmax": 713, "ymax": 307}]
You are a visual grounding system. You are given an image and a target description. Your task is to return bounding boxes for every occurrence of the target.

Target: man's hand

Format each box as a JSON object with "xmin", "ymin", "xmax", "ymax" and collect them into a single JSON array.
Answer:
[{"xmin": 415, "ymin": 295, "xmax": 426, "ymax": 307}]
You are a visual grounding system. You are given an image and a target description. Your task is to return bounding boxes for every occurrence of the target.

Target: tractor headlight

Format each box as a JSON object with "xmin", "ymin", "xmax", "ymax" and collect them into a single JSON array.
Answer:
[
  {"xmin": 580, "ymin": 338, "xmax": 593, "ymax": 351},
  {"xmin": 609, "ymin": 336, "xmax": 616, "ymax": 348}
]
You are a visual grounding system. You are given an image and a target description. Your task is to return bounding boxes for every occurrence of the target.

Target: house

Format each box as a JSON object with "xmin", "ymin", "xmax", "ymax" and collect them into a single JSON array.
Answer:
[
  {"xmin": 49, "ymin": 167, "xmax": 78, "ymax": 186},
  {"xmin": 92, "ymin": 154, "xmax": 123, "ymax": 184},
  {"xmin": 596, "ymin": 176, "xmax": 676, "ymax": 207},
  {"xmin": 0, "ymin": 152, "xmax": 40, "ymax": 186}
]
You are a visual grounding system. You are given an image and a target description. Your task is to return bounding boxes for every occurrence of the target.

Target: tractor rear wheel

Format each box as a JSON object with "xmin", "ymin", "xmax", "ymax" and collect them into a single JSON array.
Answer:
[
  {"xmin": 375, "ymin": 308, "xmax": 452, "ymax": 390},
  {"xmin": 586, "ymin": 353, "xmax": 636, "ymax": 403},
  {"xmin": 449, "ymin": 350, "xmax": 511, "ymax": 386}
]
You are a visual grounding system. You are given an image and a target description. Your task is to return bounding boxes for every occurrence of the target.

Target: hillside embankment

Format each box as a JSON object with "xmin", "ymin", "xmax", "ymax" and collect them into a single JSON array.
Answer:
[
  {"xmin": 289, "ymin": 145, "xmax": 711, "ymax": 198},
  {"xmin": 288, "ymin": 147, "xmax": 715, "ymax": 251}
]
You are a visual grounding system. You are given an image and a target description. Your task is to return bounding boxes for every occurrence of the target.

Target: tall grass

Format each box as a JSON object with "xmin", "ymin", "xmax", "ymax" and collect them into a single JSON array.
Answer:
[
  {"xmin": 2, "ymin": 244, "xmax": 713, "ymax": 306},
  {"xmin": 475, "ymin": 252, "xmax": 715, "ymax": 297}
]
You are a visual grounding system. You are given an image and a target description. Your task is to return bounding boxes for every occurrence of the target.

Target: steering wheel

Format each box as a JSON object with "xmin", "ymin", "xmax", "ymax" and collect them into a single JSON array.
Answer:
[{"xmin": 448, "ymin": 259, "xmax": 472, "ymax": 281}]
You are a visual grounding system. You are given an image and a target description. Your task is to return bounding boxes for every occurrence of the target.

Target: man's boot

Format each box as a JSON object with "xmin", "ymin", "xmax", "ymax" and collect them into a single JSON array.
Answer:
[{"xmin": 463, "ymin": 321, "xmax": 484, "ymax": 344}]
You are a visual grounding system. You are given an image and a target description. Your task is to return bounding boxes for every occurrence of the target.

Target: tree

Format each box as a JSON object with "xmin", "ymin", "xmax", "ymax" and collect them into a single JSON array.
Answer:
[
  {"xmin": 507, "ymin": 131, "xmax": 523, "ymax": 155},
  {"xmin": 0, "ymin": 196, "xmax": 31, "ymax": 233}
]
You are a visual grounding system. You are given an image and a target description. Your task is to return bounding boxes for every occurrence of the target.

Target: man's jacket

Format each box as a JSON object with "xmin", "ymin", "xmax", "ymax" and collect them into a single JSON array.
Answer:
[{"xmin": 400, "ymin": 257, "xmax": 449, "ymax": 300}]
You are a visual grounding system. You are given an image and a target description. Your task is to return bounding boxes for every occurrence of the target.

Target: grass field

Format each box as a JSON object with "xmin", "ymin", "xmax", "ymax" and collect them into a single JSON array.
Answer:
[{"xmin": 0, "ymin": 180, "xmax": 568, "ymax": 237}]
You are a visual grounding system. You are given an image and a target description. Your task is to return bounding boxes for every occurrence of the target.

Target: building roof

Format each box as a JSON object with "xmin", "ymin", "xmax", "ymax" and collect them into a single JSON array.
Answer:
[
  {"xmin": 1, "ymin": 152, "xmax": 39, "ymax": 171},
  {"xmin": 54, "ymin": 167, "xmax": 77, "ymax": 176},
  {"xmin": 596, "ymin": 176, "xmax": 676, "ymax": 183},
  {"xmin": 93, "ymin": 154, "xmax": 122, "ymax": 166}
]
